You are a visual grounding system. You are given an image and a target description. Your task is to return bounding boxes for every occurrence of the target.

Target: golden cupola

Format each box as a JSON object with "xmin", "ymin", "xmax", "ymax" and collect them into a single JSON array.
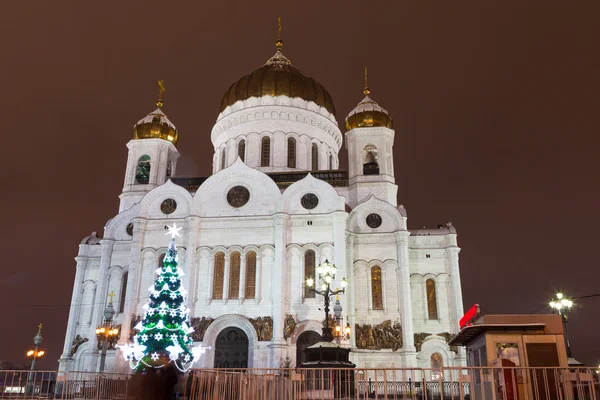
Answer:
[
  {"xmin": 132, "ymin": 81, "xmax": 179, "ymax": 145},
  {"xmin": 219, "ymin": 34, "xmax": 336, "ymax": 116},
  {"xmin": 345, "ymin": 68, "xmax": 393, "ymax": 131}
]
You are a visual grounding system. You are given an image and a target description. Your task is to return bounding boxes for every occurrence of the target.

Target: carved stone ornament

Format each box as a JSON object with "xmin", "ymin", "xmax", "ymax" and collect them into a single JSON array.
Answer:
[
  {"xmin": 126, "ymin": 222, "xmax": 134, "ymax": 236},
  {"xmin": 355, "ymin": 320, "xmax": 403, "ymax": 351},
  {"xmin": 129, "ymin": 314, "xmax": 143, "ymax": 341},
  {"xmin": 227, "ymin": 186, "xmax": 250, "ymax": 208},
  {"xmin": 160, "ymin": 198, "xmax": 177, "ymax": 214},
  {"xmin": 283, "ymin": 314, "xmax": 296, "ymax": 340},
  {"xmin": 190, "ymin": 317, "xmax": 215, "ymax": 342},
  {"xmin": 300, "ymin": 193, "xmax": 319, "ymax": 210},
  {"xmin": 70, "ymin": 334, "xmax": 88, "ymax": 356},
  {"xmin": 414, "ymin": 333, "xmax": 432, "ymax": 352},
  {"xmin": 366, "ymin": 213, "xmax": 383, "ymax": 228},
  {"xmin": 249, "ymin": 316, "xmax": 273, "ymax": 341}
]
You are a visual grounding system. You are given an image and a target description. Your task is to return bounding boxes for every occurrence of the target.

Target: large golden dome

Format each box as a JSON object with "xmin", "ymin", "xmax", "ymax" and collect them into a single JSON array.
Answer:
[
  {"xmin": 132, "ymin": 105, "xmax": 179, "ymax": 145},
  {"xmin": 219, "ymin": 47, "xmax": 336, "ymax": 116}
]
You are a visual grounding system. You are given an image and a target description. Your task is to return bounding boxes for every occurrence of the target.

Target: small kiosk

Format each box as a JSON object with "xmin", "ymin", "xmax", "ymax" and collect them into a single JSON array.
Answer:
[{"xmin": 449, "ymin": 305, "xmax": 575, "ymax": 400}]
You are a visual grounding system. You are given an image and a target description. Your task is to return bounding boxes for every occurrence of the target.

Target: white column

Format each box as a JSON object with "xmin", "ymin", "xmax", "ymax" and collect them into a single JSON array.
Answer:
[
  {"xmin": 332, "ymin": 212, "xmax": 347, "ymax": 321},
  {"xmin": 273, "ymin": 132, "xmax": 285, "ymax": 168},
  {"xmin": 239, "ymin": 252, "xmax": 247, "ymax": 302},
  {"xmin": 59, "ymin": 258, "xmax": 87, "ymax": 364},
  {"xmin": 395, "ymin": 231, "xmax": 415, "ymax": 351},
  {"xmin": 319, "ymin": 142, "xmax": 328, "ymax": 171},
  {"xmin": 447, "ymin": 247, "xmax": 464, "ymax": 326},
  {"xmin": 184, "ymin": 217, "xmax": 200, "ymax": 300},
  {"xmin": 118, "ymin": 219, "xmax": 147, "ymax": 358},
  {"xmin": 271, "ymin": 215, "xmax": 289, "ymax": 344},
  {"xmin": 88, "ymin": 239, "xmax": 115, "ymax": 367},
  {"xmin": 255, "ymin": 250, "xmax": 266, "ymax": 304},
  {"xmin": 347, "ymin": 235, "xmax": 356, "ymax": 348},
  {"xmin": 223, "ymin": 254, "xmax": 230, "ymax": 303}
]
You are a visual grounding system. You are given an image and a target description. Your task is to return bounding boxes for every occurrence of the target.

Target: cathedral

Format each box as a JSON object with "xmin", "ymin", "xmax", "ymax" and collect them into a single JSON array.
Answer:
[{"xmin": 59, "ymin": 34, "xmax": 466, "ymax": 373}]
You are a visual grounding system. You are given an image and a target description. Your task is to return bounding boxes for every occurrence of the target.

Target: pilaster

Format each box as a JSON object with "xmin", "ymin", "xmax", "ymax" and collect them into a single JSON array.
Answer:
[
  {"xmin": 395, "ymin": 231, "xmax": 416, "ymax": 354},
  {"xmin": 59, "ymin": 258, "xmax": 87, "ymax": 368}
]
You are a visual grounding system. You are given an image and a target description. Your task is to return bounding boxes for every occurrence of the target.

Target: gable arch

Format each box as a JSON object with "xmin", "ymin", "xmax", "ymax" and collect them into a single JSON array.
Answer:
[
  {"xmin": 348, "ymin": 195, "xmax": 406, "ymax": 233},
  {"xmin": 192, "ymin": 158, "xmax": 282, "ymax": 217},
  {"xmin": 200, "ymin": 314, "xmax": 259, "ymax": 368},
  {"xmin": 104, "ymin": 204, "xmax": 141, "ymax": 240},
  {"xmin": 139, "ymin": 179, "xmax": 193, "ymax": 218},
  {"xmin": 282, "ymin": 174, "xmax": 345, "ymax": 214}
]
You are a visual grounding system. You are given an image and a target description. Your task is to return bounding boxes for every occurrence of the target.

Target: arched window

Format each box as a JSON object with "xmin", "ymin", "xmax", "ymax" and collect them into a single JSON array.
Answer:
[
  {"xmin": 118, "ymin": 271, "xmax": 128, "ymax": 313},
  {"xmin": 287, "ymin": 138, "xmax": 296, "ymax": 168},
  {"xmin": 228, "ymin": 252, "xmax": 241, "ymax": 299},
  {"xmin": 304, "ymin": 250, "xmax": 316, "ymax": 298},
  {"xmin": 238, "ymin": 140, "xmax": 245, "ymax": 162},
  {"xmin": 363, "ymin": 145, "xmax": 380, "ymax": 175},
  {"xmin": 261, "ymin": 137, "xmax": 270, "ymax": 167},
  {"xmin": 431, "ymin": 353, "xmax": 443, "ymax": 378},
  {"xmin": 212, "ymin": 252, "xmax": 225, "ymax": 299},
  {"xmin": 328, "ymin": 153, "xmax": 333, "ymax": 170},
  {"xmin": 311, "ymin": 143, "xmax": 318, "ymax": 170},
  {"xmin": 135, "ymin": 155, "xmax": 151, "ymax": 184},
  {"xmin": 371, "ymin": 266, "xmax": 383, "ymax": 310},
  {"xmin": 245, "ymin": 251, "xmax": 257, "ymax": 299},
  {"xmin": 426, "ymin": 279, "xmax": 438, "ymax": 319},
  {"xmin": 221, "ymin": 148, "xmax": 226, "ymax": 170}
]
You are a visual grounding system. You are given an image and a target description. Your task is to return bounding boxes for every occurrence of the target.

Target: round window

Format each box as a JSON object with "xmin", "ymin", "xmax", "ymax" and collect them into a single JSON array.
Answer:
[
  {"xmin": 160, "ymin": 198, "xmax": 177, "ymax": 215},
  {"xmin": 301, "ymin": 193, "xmax": 319, "ymax": 210},
  {"xmin": 227, "ymin": 186, "xmax": 250, "ymax": 208},
  {"xmin": 366, "ymin": 213, "xmax": 382, "ymax": 228}
]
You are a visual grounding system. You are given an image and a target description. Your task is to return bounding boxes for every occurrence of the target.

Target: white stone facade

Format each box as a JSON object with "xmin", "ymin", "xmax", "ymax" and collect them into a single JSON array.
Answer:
[{"xmin": 59, "ymin": 74, "xmax": 466, "ymax": 374}]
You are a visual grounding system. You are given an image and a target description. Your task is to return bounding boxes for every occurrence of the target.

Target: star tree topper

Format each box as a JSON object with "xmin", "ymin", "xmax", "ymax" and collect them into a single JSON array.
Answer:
[{"xmin": 166, "ymin": 223, "xmax": 182, "ymax": 239}]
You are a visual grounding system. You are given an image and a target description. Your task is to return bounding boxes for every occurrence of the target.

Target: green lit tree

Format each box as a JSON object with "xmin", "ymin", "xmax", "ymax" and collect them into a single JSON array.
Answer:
[{"xmin": 119, "ymin": 224, "xmax": 206, "ymax": 371}]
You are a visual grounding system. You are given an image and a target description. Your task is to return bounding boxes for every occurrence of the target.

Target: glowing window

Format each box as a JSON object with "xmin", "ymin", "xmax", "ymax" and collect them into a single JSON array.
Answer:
[
  {"xmin": 371, "ymin": 266, "xmax": 383, "ymax": 310},
  {"xmin": 245, "ymin": 252, "xmax": 256, "ymax": 299},
  {"xmin": 212, "ymin": 252, "xmax": 225, "ymax": 299},
  {"xmin": 426, "ymin": 279, "xmax": 438, "ymax": 320}
]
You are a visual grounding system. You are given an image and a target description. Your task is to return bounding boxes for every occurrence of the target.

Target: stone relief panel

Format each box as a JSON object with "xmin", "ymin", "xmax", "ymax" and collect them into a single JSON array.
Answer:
[
  {"xmin": 70, "ymin": 335, "xmax": 88, "ymax": 356},
  {"xmin": 249, "ymin": 316, "xmax": 273, "ymax": 341},
  {"xmin": 355, "ymin": 320, "xmax": 403, "ymax": 351},
  {"xmin": 283, "ymin": 314, "xmax": 296, "ymax": 340},
  {"xmin": 190, "ymin": 317, "xmax": 214, "ymax": 342}
]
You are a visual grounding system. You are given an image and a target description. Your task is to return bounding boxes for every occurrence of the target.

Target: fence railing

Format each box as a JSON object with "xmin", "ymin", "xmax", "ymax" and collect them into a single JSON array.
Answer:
[
  {"xmin": 188, "ymin": 367, "xmax": 600, "ymax": 400},
  {"xmin": 1, "ymin": 367, "xmax": 597, "ymax": 400}
]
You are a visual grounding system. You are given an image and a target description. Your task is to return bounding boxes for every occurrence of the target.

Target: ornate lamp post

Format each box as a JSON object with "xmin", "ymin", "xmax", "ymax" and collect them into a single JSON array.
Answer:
[
  {"xmin": 96, "ymin": 292, "xmax": 119, "ymax": 373},
  {"xmin": 26, "ymin": 324, "xmax": 45, "ymax": 395},
  {"xmin": 306, "ymin": 259, "xmax": 347, "ymax": 342},
  {"xmin": 26, "ymin": 323, "xmax": 45, "ymax": 370},
  {"xmin": 549, "ymin": 292, "xmax": 573, "ymax": 358}
]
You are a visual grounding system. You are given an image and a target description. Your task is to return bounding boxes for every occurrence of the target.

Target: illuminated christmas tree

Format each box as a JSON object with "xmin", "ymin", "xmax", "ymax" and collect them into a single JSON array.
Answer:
[{"xmin": 119, "ymin": 223, "xmax": 206, "ymax": 371}]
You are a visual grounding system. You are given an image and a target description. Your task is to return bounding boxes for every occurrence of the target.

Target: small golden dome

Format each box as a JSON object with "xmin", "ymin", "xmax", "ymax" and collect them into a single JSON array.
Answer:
[
  {"xmin": 219, "ymin": 48, "xmax": 336, "ymax": 116},
  {"xmin": 132, "ymin": 106, "xmax": 179, "ymax": 145},
  {"xmin": 345, "ymin": 95, "xmax": 393, "ymax": 131}
]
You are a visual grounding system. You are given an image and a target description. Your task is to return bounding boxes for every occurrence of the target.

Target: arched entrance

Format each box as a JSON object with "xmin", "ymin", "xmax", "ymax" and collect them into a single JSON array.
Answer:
[
  {"xmin": 296, "ymin": 331, "xmax": 322, "ymax": 367},
  {"xmin": 214, "ymin": 327, "xmax": 249, "ymax": 368}
]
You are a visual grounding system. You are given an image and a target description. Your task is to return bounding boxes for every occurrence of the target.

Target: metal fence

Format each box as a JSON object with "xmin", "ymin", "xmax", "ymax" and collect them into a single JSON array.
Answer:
[{"xmin": 188, "ymin": 367, "xmax": 600, "ymax": 400}]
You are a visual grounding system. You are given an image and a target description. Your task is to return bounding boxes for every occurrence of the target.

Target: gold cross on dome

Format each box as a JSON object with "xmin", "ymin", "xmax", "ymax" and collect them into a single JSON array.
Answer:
[
  {"xmin": 107, "ymin": 291, "xmax": 116, "ymax": 304},
  {"xmin": 276, "ymin": 17, "xmax": 283, "ymax": 49},
  {"xmin": 157, "ymin": 80, "xmax": 166, "ymax": 107},
  {"xmin": 364, "ymin": 67, "xmax": 370, "ymax": 95},
  {"xmin": 37, "ymin": 323, "xmax": 43, "ymax": 333}
]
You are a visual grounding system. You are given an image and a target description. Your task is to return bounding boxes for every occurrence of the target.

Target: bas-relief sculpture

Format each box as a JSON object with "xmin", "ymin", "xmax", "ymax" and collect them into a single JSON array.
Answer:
[
  {"xmin": 414, "ymin": 332, "xmax": 458, "ymax": 353},
  {"xmin": 249, "ymin": 316, "xmax": 273, "ymax": 341},
  {"xmin": 283, "ymin": 314, "xmax": 296, "ymax": 340},
  {"xmin": 190, "ymin": 317, "xmax": 214, "ymax": 341},
  {"xmin": 70, "ymin": 334, "xmax": 88, "ymax": 356},
  {"xmin": 355, "ymin": 320, "xmax": 403, "ymax": 351}
]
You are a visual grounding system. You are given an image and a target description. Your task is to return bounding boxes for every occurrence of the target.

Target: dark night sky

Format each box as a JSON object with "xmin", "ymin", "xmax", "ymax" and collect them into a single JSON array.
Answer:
[{"xmin": 1, "ymin": 1, "xmax": 598, "ymax": 369}]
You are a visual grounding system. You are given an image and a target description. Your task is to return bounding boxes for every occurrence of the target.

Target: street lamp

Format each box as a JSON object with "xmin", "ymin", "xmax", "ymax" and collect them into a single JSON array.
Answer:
[
  {"xmin": 26, "ymin": 324, "xmax": 44, "ymax": 395},
  {"xmin": 26, "ymin": 323, "xmax": 45, "ymax": 369},
  {"xmin": 306, "ymin": 259, "xmax": 348, "ymax": 342},
  {"xmin": 96, "ymin": 292, "xmax": 119, "ymax": 373},
  {"xmin": 549, "ymin": 292, "xmax": 573, "ymax": 358}
]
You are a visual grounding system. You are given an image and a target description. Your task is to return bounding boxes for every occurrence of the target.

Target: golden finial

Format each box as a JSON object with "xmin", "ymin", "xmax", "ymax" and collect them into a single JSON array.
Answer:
[
  {"xmin": 107, "ymin": 291, "xmax": 116, "ymax": 304},
  {"xmin": 157, "ymin": 79, "xmax": 166, "ymax": 107},
  {"xmin": 37, "ymin": 323, "xmax": 43, "ymax": 334},
  {"xmin": 275, "ymin": 16, "xmax": 283, "ymax": 50},
  {"xmin": 363, "ymin": 67, "xmax": 370, "ymax": 96}
]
